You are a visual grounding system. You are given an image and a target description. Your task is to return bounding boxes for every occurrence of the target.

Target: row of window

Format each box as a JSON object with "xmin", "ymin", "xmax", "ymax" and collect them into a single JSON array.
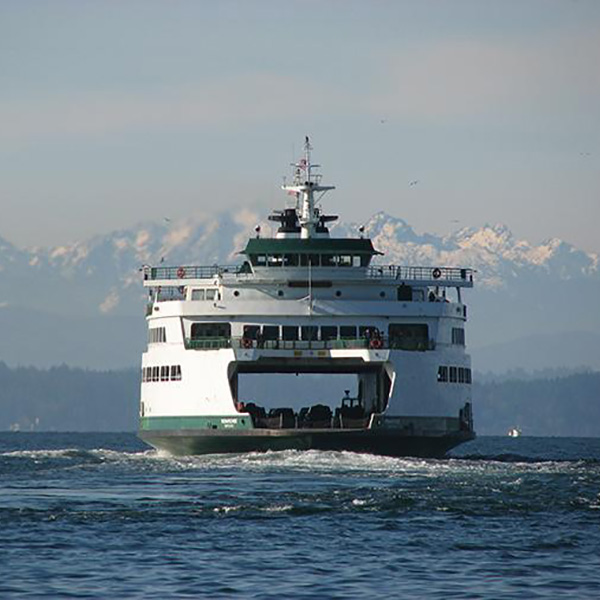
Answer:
[
  {"xmin": 249, "ymin": 254, "xmax": 370, "ymax": 268},
  {"xmin": 142, "ymin": 365, "xmax": 182, "ymax": 382},
  {"xmin": 148, "ymin": 327, "xmax": 167, "ymax": 344},
  {"xmin": 191, "ymin": 288, "xmax": 221, "ymax": 301},
  {"xmin": 437, "ymin": 366, "xmax": 472, "ymax": 384},
  {"xmin": 190, "ymin": 323, "xmax": 429, "ymax": 343}
]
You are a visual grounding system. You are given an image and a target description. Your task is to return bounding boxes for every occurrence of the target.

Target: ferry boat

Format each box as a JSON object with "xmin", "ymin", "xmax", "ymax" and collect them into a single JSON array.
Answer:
[{"xmin": 138, "ymin": 138, "xmax": 475, "ymax": 457}]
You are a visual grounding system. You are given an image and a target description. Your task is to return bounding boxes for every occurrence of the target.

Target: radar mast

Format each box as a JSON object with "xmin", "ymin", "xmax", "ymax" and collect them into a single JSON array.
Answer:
[{"xmin": 282, "ymin": 136, "xmax": 335, "ymax": 239}]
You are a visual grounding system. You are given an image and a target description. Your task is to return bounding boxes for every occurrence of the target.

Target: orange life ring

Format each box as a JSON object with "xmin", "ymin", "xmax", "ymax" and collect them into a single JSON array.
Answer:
[
  {"xmin": 176, "ymin": 267, "xmax": 186, "ymax": 279},
  {"xmin": 242, "ymin": 338, "xmax": 253, "ymax": 349},
  {"xmin": 369, "ymin": 338, "xmax": 383, "ymax": 349},
  {"xmin": 432, "ymin": 268, "xmax": 442, "ymax": 279}
]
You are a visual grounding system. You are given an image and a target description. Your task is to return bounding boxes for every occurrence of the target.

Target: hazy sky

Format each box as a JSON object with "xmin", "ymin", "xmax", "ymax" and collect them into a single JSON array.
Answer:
[{"xmin": 1, "ymin": 0, "xmax": 599, "ymax": 252}]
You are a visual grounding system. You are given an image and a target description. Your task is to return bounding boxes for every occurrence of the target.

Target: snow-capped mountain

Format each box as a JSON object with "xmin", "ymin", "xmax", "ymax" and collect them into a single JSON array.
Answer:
[{"xmin": 0, "ymin": 211, "xmax": 598, "ymax": 369}]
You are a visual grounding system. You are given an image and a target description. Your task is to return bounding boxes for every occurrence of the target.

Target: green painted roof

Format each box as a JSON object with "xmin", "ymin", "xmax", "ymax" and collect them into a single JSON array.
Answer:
[{"xmin": 242, "ymin": 238, "xmax": 382, "ymax": 255}]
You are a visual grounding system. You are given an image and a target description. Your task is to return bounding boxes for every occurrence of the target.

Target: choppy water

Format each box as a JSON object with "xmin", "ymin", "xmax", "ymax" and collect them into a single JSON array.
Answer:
[{"xmin": 1, "ymin": 434, "xmax": 600, "ymax": 599}]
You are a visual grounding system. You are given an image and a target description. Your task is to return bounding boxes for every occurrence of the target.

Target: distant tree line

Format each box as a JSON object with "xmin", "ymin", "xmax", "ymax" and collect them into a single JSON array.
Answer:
[
  {"xmin": 0, "ymin": 362, "xmax": 139, "ymax": 432},
  {"xmin": 473, "ymin": 372, "xmax": 600, "ymax": 436},
  {"xmin": 0, "ymin": 362, "xmax": 599, "ymax": 436}
]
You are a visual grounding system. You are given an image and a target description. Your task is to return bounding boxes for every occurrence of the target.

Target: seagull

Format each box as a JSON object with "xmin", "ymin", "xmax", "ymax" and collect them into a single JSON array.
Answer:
[
  {"xmin": 409, "ymin": 180, "xmax": 419, "ymax": 186},
  {"xmin": 164, "ymin": 217, "xmax": 172, "ymax": 224}
]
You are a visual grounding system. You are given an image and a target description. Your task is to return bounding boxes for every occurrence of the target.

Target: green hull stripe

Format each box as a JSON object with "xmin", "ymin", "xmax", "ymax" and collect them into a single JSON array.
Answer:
[{"xmin": 140, "ymin": 416, "xmax": 253, "ymax": 431}]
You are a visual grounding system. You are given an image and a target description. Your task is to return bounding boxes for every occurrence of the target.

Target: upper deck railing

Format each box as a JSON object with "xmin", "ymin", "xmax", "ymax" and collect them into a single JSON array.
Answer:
[{"xmin": 143, "ymin": 264, "xmax": 474, "ymax": 283}]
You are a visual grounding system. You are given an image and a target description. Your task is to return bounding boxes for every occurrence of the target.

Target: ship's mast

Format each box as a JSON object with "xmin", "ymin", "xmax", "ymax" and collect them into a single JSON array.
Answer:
[{"xmin": 282, "ymin": 136, "xmax": 335, "ymax": 239}]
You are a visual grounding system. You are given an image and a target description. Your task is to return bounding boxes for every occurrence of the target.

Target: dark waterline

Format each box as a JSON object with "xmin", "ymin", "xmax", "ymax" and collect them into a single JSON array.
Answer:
[{"xmin": 1, "ymin": 433, "xmax": 599, "ymax": 599}]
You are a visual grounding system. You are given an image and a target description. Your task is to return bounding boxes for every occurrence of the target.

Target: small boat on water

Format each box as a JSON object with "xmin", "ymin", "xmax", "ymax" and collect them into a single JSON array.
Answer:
[
  {"xmin": 508, "ymin": 427, "xmax": 522, "ymax": 438},
  {"xmin": 138, "ymin": 138, "xmax": 476, "ymax": 457}
]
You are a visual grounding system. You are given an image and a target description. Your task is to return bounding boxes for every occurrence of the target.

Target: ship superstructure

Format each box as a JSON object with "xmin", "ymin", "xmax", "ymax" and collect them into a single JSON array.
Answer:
[{"xmin": 139, "ymin": 138, "xmax": 475, "ymax": 456}]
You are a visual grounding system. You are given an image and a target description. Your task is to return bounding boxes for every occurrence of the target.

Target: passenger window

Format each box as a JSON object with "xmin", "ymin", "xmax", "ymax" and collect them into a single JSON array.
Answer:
[
  {"xmin": 191, "ymin": 289, "xmax": 205, "ymax": 301},
  {"xmin": 359, "ymin": 326, "xmax": 379, "ymax": 339},
  {"xmin": 321, "ymin": 255, "xmax": 335, "ymax": 267},
  {"xmin": 262, "ymin": 325, "xmax": 280, "ymax": 341},
  {"xmin": 206, "ymin": 289, "xmax": 217, "ymax": 301},
  {"xmin": 437, "ymin": 366, "xmax": 448, "ymax": 382},
  {"xmin": 243, "ymin": 325, "xmax": 260, "ymax": 340},
  {"xmin": 191, "ymin": 322, "xmax": 231, "ymax": 339},
  {"xmin": 339, "ymin": 255, "xmax": 352, "ymax": 267},
  {"xmin": 321, "ymin": 326, "xmax": 338, "ymax": 341},
  {"xmin": 301, "ymin": 326, "xmax": 318, "ymax": 341},
  {"xmin": 458, "ymin": 367, "xmax": 466, "ymax": 383},
  {"xmin": 449, "ymin": 367, "xmax": 458, "ymax": 383},
  {"xmin": 282, "ymin": 326, "xmax": 299, "ymax": 341},
  {"xmin": 340, "ymin": 326, "xmax": 357, "ymax": 339}
]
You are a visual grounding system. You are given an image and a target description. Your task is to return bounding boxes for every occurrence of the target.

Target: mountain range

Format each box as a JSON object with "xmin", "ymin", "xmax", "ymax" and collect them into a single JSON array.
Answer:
[{"xmin": 1, "ymin": 210, "xmax": 599, "ymax": 371}]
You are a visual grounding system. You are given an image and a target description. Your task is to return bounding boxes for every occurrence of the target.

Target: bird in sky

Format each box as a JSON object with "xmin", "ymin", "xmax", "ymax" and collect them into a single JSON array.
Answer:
[
  {"xmin": 164, "ymin": 217, "xmax": 172, "ymax": 224},
  {"xmin": 409, "ymin": 180, "xmax": 419, "ymax": 186}
]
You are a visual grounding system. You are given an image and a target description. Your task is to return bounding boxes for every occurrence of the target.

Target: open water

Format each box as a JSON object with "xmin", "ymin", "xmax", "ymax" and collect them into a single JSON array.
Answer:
[{"xmin": 1, "ymin": 433, "xmax": 600, "ymax": 599}]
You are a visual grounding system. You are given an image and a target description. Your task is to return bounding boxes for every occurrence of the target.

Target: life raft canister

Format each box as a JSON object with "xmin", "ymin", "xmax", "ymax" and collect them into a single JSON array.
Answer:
[
  {"xmin": 176, "ymin": 266, "xmax": 186, "ymax": 279},
  {"xmin": 369, "ymin": 338, "xmax": 383, "ymax": 349},
  {"xmin": 242, "ymin": 338, "xmax": 253, "ymax": 349},
  {"xmin": 432, "ymin": 267, "xmax": 442, "ymax": 279}
]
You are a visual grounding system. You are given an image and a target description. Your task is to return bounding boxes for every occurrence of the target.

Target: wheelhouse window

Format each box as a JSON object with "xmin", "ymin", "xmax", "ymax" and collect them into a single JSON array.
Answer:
[
  {"xmin": 191, "ymin": 289, "xmax": 205, "ymax": 301},
  {"xmin": 267, "ymin": 254, "xmax": 283, "ymax": 267},
  {"xmin": 283, "ymin": 254, "xmax": 299, "ymax": 267},
  {"xmin": 170, "ymin": 365, "xmax": 182, "ymax": 381},
  {"xmin": 249, "ymin": 254, "xmax": 267, "ymax": 267},
  {"xmin": 300, "ymin": 254, "xmax": 320, "ymax": 267}
]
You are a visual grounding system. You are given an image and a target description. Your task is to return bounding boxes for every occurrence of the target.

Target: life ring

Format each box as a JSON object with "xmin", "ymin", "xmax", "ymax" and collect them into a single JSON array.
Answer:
[
  {"xmin": 369, "ymin": 338, "xmax": 383, "ymax": 349},
  {"xmin": 176, "ymin": 266, "xmax": 186, "ymax": 279},
  {"xmin": 432, "ymin": 268, "xmax": 442, "ymax": 279},
  {"xmin": 242, "ymin": 338, "xmax": 253, "ymax": 349}
]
